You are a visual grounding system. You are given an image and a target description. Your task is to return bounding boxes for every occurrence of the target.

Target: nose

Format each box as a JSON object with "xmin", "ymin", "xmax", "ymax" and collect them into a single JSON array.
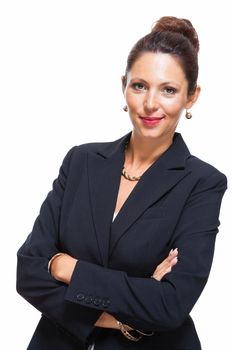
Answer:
[{"xmin": 144, "ymin": 90, "xmax": 160, "ymax": 113}]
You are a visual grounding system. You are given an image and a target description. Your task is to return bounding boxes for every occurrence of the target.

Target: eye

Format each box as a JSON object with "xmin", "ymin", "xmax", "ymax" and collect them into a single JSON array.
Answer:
[
  {"xmin": 162, "ymin": 87, "xmax": 177, "ymax": 95},
  {"xmin": 132, "ymin": 82, "xmax": 147, "ymax": 91}
]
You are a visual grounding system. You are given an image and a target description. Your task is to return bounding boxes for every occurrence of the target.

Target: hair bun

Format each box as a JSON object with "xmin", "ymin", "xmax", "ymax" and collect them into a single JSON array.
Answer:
[{"xmin": 151, "ymin": 16, "xmax": 199, "ymax": 52}]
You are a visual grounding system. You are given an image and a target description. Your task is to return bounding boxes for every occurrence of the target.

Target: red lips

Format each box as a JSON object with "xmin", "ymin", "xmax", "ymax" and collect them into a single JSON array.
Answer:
[
  {"xmin": 140, "ymin": 116, "xmax": 163, "ymax": 121},
  {"xmin": 139, "ymin": 115, "xmax": 164, "ymax": 126}
]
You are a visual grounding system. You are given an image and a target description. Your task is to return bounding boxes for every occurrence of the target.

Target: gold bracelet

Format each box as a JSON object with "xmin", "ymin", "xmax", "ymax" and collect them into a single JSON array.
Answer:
[
  {"xmin": 135, "ymin": 329, "xmax": 155, "ymax": 337},
  {"xmin": 48, "ymin": 253, "xmax": 66, "ymax": 274},
  {"xmin": 117, "ymin": 321, "xmax": 142, "ymax": 342}
]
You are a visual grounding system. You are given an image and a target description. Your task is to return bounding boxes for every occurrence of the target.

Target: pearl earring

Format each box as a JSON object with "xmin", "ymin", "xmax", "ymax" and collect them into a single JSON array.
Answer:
[{"xmin": 185, "ymin": 110, "xmax": 192, "ymax": 119}]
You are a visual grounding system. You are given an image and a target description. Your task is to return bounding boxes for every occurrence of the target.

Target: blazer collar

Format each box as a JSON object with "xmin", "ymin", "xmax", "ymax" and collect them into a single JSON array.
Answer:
[
  {"xmin": 87, "ymin": 132, "xmax": 191, "ymax": 266},
  {"xmin": 96, "ymin": 132, "xmax": 190, "ymax": 169}
]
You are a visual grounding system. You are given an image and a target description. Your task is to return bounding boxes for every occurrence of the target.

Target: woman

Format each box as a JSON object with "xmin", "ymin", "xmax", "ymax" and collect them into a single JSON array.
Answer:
[{"xmin": 17, "ymin": 16, "xmax": 227, "ymax": 350}]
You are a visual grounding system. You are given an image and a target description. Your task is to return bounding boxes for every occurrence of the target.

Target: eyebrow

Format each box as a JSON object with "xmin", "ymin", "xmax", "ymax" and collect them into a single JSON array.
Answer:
[{"xmin": 130, "ymin": 78, "xmax": 148, "ymax": 84}]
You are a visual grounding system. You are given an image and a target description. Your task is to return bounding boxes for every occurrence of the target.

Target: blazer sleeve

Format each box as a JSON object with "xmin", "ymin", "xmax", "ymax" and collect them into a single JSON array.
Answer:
[
  {"xmin": 65, "ymin": 170, "xmax": 227, "ymax": 332},
  {"xmin": 16, "ymin": 147, "xmax": 102, "ymax": 345}
]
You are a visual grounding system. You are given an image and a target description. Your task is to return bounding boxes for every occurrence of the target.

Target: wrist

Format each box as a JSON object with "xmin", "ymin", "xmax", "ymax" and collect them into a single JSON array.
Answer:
[
  {"xmin": 48, "ymin": 253, "xmax": 78, "ymax": 284},
  {"xmin": 48, "ymin": 253, "xmax": 66, "ymax": 275},
  {"xmin": 116, "ymin": 321, "xmax": 154, "ymax": 342},
  {"xmin": 116, "ymin": 321, "xmax": 142, "ymax": 342}
]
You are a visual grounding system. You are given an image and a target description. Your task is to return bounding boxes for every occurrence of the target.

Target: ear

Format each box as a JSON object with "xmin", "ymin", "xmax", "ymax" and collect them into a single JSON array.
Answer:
[
  {"xmin": 121, "ymin": 75, "xmax": 127, "ymax": 94},
  {"xmin": 185, "ymin": 85, "xmax": 201, "ymax": 109}
]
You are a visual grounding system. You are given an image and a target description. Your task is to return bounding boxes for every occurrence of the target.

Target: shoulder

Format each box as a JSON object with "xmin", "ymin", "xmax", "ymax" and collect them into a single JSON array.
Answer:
[
  {"xmin": 186, "ymin": 155, "xmax": 227, "ymax": 189},
  {"xmin": 74, "ymin": 140, "xmax": 116, "ymax": 154},
  {"xmin": 61, "ymin": 142, "xmax": 107, "ymax": 167},
  {"xmin": 67, "ymin": 139, "xmax": 121, "ymax": 159},
  {"xmin": 61, "ymin": 133, "xmax": 128, "ymax": 167}
]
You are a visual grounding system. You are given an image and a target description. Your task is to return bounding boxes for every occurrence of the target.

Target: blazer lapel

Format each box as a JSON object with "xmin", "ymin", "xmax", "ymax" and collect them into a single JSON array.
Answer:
[
  {"xmin": 109, "ymin": 133, "xmax": 191, "ymax": 256},
  {"xmin": 87, "ymin": 132, "xmax": 191, "ymax": 265},
  {"xmin": 87, "ymin": 133, "xmax": 130, "ymax": 266}
]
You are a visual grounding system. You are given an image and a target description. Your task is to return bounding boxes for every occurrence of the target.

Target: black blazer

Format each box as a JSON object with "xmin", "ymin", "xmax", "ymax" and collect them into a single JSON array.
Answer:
[{"xmin": 17, "ymin": 132, "xmax": 227, "ymax": 350}]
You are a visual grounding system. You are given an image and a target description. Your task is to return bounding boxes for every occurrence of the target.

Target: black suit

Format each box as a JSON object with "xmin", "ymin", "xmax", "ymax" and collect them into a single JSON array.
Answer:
[{"xmin": 17, "ymin": 132, "xmax": 227, "ymax": 349}]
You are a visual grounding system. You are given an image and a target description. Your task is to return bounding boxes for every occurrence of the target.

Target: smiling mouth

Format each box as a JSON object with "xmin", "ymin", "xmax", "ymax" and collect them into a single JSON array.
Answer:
[
  {"xmin": 139, "ymin": 116, "xmax": 164, "ymax": 120},
  {"xmin": 139, "ymin": 115, "xmax": 165, "ymax": 126}
]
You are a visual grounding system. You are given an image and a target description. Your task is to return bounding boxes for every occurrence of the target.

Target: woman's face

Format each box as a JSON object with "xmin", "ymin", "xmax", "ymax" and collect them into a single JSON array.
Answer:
[{"xmin": 123, "ymin": 52, "xmax": 199, "ymax": 142}]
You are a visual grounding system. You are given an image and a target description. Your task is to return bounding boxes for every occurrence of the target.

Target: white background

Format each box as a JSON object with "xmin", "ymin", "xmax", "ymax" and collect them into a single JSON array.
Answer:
[{"xmin": 1, "ymin": 0, "xmax": 232, "ymax": 349}]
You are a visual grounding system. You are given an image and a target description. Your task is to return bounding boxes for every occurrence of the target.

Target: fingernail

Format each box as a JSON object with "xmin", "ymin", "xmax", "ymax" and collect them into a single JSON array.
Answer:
[{"xmin": 169, "ymin": 249, "xmax": 173, "ymax": 255}]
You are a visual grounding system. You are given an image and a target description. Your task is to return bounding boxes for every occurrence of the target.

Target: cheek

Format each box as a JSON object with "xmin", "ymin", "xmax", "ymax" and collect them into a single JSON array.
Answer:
[
  {"xmin": 162, "ymin": 98, "xmax": 186, "ymax": 117},
  {"xmin": 126, "ymin": 91, "xmax": 142, "ymax": 111}
]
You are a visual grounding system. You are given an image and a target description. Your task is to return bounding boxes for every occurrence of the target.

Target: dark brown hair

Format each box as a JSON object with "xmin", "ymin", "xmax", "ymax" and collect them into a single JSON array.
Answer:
[{"xmin": 124, "ymin": 16, "xmax": 199, "ymax": 96}]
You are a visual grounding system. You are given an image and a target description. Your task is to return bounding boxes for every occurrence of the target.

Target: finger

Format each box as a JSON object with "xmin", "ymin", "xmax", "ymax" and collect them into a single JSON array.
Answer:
[
  {"xmin": 152, "ymin": 248, "xmax": 179, "ymax": 276},
  {"xmin": 158, "ymin": 257, "xmax": 177, "ymax": 275},
  {"xmin": 166, "ymin": 248, "xmax": 178, "ymax": 262},
  {"xmin": 153, "ymin": 266, "xmax": 171, "ymax": 281},
  {"xmin": 152, "ymin": 256, "xmax": 178, "ymax": 280},
  {"xmin": 169, "ymin": 248, "xmax": 178, "ymax": 257},
  {"xmin": 154, "ymin": 259, "xmax": 173, "ymax": 275},
  {"xmin": 170, "ymin": 256, "xmax": 178, "ymax": 266}
]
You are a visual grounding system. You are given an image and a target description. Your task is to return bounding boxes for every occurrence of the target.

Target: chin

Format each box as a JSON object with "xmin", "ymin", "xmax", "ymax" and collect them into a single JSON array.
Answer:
[{"xmin": 134, "ymin": 128, "xmax": 162, "ymax": 140}]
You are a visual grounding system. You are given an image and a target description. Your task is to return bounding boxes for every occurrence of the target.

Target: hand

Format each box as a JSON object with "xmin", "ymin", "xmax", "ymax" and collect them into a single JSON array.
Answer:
[
  {"xmin": 50, "ymin": 253, "xmax": 78, "ymax": 284},
  {"xmin": 95, "ymin": 250, "xmax": 178, "ymax": 330},
  {"xmin": 95, "ymin": 312, "xmax": 119, "ymax": 329},
  {"xmin": 151, "ymin": 248, "xmax": 178, "ymax": 281},
  {"xmin": 50, "ymin": 255, "xmax": 119, "ymax": 330}
]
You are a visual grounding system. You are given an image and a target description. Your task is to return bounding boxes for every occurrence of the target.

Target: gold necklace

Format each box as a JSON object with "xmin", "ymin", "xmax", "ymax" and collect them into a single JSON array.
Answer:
[
  {"xmin": 122, "ymin": 140, "xmax": 142, "ymax": 181},
  {"xmin": 121, "ymin": 167, "xmax": 142, "ymax": 181}
]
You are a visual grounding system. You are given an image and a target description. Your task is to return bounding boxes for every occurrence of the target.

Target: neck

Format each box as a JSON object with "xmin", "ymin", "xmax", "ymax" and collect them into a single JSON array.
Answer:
[{"xmin": 125, "ymin": 132, "xmax": 174, "ymax": 169}]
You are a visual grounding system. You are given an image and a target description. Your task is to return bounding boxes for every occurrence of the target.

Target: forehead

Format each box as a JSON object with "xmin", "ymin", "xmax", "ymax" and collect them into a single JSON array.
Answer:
[{"xmin": 128, "ymin": 52, "xmax": 187, "ymax": 85}]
